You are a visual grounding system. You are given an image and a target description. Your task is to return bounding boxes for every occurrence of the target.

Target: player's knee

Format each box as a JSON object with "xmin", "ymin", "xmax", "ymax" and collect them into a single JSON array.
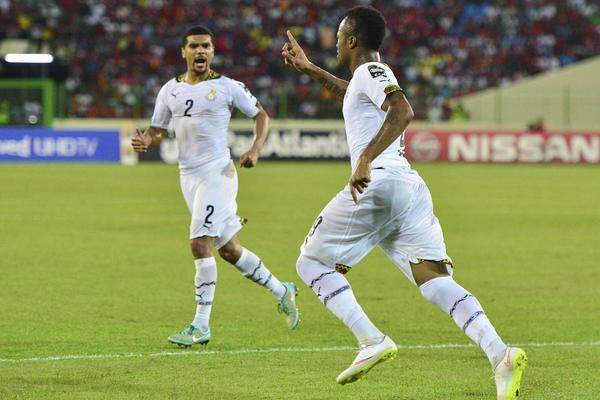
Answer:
[
  {"xmin": 190, "ymin": 237, "xmax": 213, "ymax": 259},
  {"xmin": 295, "ymin": 255, "xmax": 310, "ymax": 282},
  {"xmin": 218, "ymin": 241, "xmax": 242, "ymax": 264},
  {"xmin": 296, "ymin": 255, "xmax": 333, "ymax": 286},
  {"xmin": 411, "ymin": 260, "xmax": 451, "ymax": 287}
]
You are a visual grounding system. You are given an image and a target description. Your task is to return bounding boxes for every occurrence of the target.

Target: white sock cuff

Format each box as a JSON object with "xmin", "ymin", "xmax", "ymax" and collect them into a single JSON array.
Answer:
[
  {"xmin": 419, "ymin": 276, "xmax": 456, "ymax": 299},
  {"xmin": 235, "ymin": 248, "xmax": 252, "ymax": 267},
  {"xmin": 195, "ymin": 257, "xmax": 217, "ymax": 270}
]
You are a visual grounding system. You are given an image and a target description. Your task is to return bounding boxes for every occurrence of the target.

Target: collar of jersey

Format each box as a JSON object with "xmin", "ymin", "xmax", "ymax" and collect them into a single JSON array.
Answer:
[{"xmin": 176, "ymin": 70, "xmax": 221, "ymax": 83}]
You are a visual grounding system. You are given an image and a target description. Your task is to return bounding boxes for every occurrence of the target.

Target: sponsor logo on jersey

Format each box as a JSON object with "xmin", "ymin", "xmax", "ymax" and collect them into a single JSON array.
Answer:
[
  {"xmin": 171, "ymin": 88, "xmax": 185, "ymax": 98},
  {"xmin": 368, "ymin": 65, "xmax": 387, "ymax": 78}
]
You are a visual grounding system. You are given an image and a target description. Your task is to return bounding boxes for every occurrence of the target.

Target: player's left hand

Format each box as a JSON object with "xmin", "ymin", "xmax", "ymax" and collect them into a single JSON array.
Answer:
[
  {"xmin": 240, "ymin": 149, "xmax": 259, "ymax": 168},
  {"xmin": 349, "ymin": 158, "xmax": 372, "ymax": 204}
]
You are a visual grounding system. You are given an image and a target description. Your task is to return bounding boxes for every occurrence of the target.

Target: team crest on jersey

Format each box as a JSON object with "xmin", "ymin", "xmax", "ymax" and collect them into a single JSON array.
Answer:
[
  {"xmin": 368, "ymin": 65, "xmax": 387, "ymax": 78},
  {"xmin": 206, "ymin": 88, "xmax": 218, "ymax": 101}
]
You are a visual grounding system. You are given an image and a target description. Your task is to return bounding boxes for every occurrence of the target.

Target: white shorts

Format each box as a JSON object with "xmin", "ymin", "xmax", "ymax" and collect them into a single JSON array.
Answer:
[
  {"xmin": 179, "ymin": 158, "xmax": 243, "ymax": 248},
  {"xmin": 300, "ymin": 167, "xmax": 452, "ymax": 285}
]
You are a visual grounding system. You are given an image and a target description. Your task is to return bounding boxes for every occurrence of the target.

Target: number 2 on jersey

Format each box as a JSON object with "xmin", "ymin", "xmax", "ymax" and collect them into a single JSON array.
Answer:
[{"xmin": 184, "ymin": 99, "xmax": 193, "ymax": 117}]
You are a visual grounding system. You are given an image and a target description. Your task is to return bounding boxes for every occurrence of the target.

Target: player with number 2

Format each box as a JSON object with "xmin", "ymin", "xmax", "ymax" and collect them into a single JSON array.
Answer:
[{"xmin": 132, "ymin": 26, "xmax": 300, "ymax": 348}]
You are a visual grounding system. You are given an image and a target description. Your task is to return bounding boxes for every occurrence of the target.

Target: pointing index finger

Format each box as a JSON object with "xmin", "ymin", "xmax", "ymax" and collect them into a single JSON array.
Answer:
[{"xmin": 286, "ymin": 30, "xmax": 299, "ymax": 46}]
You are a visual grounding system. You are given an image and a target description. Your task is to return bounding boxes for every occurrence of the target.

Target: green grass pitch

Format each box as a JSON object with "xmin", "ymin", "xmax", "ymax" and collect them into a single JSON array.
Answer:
[{"xmin": 1, "ymin": 162, "xmax": 599, "ymax": 399}]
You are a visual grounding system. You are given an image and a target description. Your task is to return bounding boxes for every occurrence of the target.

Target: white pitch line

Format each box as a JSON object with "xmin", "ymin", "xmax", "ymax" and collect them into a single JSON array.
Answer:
[{"xmin": 1, "ymin": 341, "xmax": 599, "ymax": 364}]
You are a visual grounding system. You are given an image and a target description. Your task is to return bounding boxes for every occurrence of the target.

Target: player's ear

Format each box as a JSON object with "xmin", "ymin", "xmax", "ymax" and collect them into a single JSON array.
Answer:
[
  {"xmin": 181, "ymin": 47, "xmax": 185, "ymax": 59},
  {"xmin": 348, "ymin": 35, "xmax": 358, "ymax": 50}
]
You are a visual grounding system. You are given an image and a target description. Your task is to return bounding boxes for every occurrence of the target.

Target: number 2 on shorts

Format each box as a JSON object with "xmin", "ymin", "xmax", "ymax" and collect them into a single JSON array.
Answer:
[
  {"xmin": 205, "ymin": 205, "xmax": 214, "ymax": 225},
  {"xmin": 305, "ymin": 215, "xmax": 323, "ymax": 244}
]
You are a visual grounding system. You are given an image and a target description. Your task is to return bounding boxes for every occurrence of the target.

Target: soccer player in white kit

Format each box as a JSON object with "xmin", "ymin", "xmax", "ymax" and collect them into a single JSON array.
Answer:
[
  {"xmin": 132, "ymin": 26, "xmax": 300, "ymax": 347},
  {"xmin": 282, "ymin": 6, "xmax": 526, "ymax": 398}
]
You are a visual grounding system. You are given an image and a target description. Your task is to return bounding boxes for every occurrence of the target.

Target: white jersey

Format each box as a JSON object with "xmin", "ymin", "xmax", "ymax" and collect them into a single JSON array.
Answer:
[
  {"xmin": 151, "ymin": 71, "xmax": 259, "ymax": 172},
  {"xmin": 342, "ymin": 62, "xmax": 410, "ymax": 170},
  {"xmin": 301, "ymin": 62, "xmax": 451, "ymax": 285}
]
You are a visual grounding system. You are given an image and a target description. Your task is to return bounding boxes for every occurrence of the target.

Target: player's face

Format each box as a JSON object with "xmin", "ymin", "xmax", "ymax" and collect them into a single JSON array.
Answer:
[
  {"xmin": 336, "ymin": 18, "xmax": 350, "ymax": 67},
  {"xmin": 182, "ymin": 34, "xmax": 214, "ymax": 75}
]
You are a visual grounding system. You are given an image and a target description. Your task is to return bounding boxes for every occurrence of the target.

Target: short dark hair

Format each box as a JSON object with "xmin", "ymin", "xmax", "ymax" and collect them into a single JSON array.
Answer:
[
  {"xmin": 182, "ymin": 26, "xmax": 215, "ymax": 47},
  {"xmin": 343, "ymin": 6, "xmax": 386, "ymax": 51}
]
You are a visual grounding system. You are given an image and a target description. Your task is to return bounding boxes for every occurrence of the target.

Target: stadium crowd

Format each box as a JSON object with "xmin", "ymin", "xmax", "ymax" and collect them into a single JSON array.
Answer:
[{"xmin": 1, "ymin": 0, "xmax": 599, "ymax": 120}]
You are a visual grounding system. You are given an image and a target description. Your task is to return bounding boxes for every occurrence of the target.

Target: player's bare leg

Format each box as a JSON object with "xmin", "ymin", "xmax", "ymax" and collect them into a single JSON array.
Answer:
[
  {"xmin": 296, "ymin": 255, "xmax": 397, "ymax": 384},
  {"xmin": 168, "ymin": 236, "xmax": 215, "ymax": 347},
  {"xmin": 219, "ymin": 235, "xmax": 300, "ymax": 330},
  {"xmin": 413, "ymin": 261, "xmax": 527, "ymax": 399}
]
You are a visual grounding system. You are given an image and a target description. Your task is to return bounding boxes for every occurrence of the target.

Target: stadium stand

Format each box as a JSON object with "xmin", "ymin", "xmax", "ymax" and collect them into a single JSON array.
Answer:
[{"xmin": 1, "ymin": 0, "xmax": 598, "ymax": 120}]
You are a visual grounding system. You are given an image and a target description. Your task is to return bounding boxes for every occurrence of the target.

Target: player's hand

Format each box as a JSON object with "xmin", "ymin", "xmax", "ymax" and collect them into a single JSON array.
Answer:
[
  {"xmin": 240, "ymin": 149, "xmax": 259, "ymax": 168},
  {"xmin": 349, "ymin": 158, "xmax": 372, "ymax": 204},
  {"xmin": 282, "ymin": 30, "xmax": 312, "ymax": 72},
  {"xmin": 131, "ymin": 128, "xmax": 152, "ymax": 153}
]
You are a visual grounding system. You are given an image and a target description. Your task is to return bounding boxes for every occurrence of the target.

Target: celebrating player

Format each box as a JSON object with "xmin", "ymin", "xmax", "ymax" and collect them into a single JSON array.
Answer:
[
  {"xmin": 133, "ymin": 26, "xmax": 300, "ymax": 347},
  {"xmin": 282, "ymin": 6, "xmax": 526, "ymax": 398}
]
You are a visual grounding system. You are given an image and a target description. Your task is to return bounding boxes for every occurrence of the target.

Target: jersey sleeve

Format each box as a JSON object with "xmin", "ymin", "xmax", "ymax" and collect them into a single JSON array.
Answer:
[
  {"xmin": 150, "ymin": 83, "xmax": 172, "ymax": 129},
  {"xmin": 229, "ymin": 79, "xmax": 260, "ymax": 118},
  {"xmin": 358, "ymin": 63, "xmax": 404, "ymax": 109}
]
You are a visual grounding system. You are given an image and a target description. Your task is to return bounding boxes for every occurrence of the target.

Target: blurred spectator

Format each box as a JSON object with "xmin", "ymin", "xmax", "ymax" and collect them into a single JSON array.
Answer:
[
  {"xmin": 1, "ymin": 0, "xmax": 598, "ymax": 120},
  {"xmin": 449, "ymin": 101, "xmax": 470, "ymax": 123},
  {"xmin": 527, "ymin": 117, "xmax": 546, "ymax": 132}
]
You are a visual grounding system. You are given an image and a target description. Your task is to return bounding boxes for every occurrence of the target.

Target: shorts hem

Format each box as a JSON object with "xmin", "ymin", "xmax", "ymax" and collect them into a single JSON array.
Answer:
[
  {"xmin": 215, "ymin": 222, "xmax": 243, "ymax": 249},
  {"xmin": 189, "ymin": 232, "xmax": 219, "ymax": 240}
]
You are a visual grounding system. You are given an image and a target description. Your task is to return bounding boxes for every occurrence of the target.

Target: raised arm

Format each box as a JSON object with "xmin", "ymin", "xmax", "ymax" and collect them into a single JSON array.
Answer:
[
  {"xmin": 131, "ymin": 126, "xmax": 168, "ymax": 153},
  {"xmin": 348, "ymin": 91, "xmax": 414, "ymax": 203},
  {"xmin": 240, "ymin": 102, "xmax": 270, "ymax": 168},
  {"xmin": 282, "ymin": 30, "xmax": 348, "ymax": 99}
]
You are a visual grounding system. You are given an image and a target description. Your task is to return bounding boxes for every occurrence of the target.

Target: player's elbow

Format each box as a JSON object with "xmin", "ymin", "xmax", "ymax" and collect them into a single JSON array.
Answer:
[
  {"xmin": 392, "ymin": 100, "xmax": 414, "ymax": 122},
  {"xmin": 387, "ymin": 93, "xmax": 414, "ymax": 123},
  {"xmin": 255, "ymin": 108, "xmax": 270, "ymax": 122},
  {"xmin": 403, "ymin": 103, "xmax": 415, "ymax": 122}
]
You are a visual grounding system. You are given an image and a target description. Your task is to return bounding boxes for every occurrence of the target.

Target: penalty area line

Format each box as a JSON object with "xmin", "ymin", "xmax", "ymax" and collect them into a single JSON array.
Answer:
[{"xmin": 1, "ymin": 341, "xmax": 599, "ymax": 364}]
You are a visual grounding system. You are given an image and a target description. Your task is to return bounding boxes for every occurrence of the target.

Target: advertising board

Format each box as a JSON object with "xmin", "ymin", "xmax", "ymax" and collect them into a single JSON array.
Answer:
[
  {"xmin": 0, "ymin": 128, "xmax": 120, "ymax": 163},
  {"xmin": 146, "ymin": 129, "xmax": 600, "ymax": 164}
]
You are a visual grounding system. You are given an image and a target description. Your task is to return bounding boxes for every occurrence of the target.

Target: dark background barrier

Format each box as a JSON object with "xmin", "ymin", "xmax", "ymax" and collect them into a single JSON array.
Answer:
[{"xmin": 138, "ymin": 129, "xmax": 600, "ymax": 164}]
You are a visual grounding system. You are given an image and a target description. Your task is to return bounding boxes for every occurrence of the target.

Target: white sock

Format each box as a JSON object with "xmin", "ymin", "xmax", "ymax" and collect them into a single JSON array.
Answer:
[
  {"xmin": 296, "ymin": 255, "xmax": 383, "ymax": 346},
  {"xmin": 420, "ymin": 276, "xmax": 507, "ymax": 368},
  {"xmin": 191, "ymin": 257, "xmax": 217, "ymax": 330},
  {"xmin": 234, "ymin": 248, "xmax": 286, "ymax": 299}
]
